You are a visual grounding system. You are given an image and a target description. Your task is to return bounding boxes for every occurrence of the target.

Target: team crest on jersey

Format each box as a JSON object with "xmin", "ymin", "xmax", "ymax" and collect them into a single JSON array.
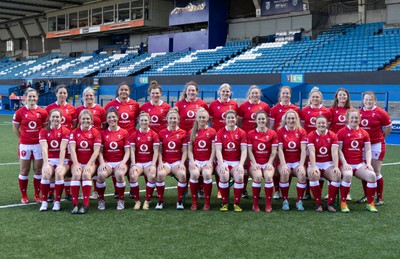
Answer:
[
  {"xmin": 25, "ymin": 114, "xmax": 28, "ymax": 118},
  {"xmin": 316, "ymin": 138, "xmax": 319, "ymax": 142},
  {"xmin": 372, "ymin": 113, "xmax": 375, "ymax": 117},
  {"xmin": 327, "ymin": 138, "xmax": 331, "ymax": 143},
  {"xmin": 176, "ymin": 134, "xmax": 180, "ymax": 139},
  {"xmin": 266, "ymin": 136, "xmax": 269, "ymax": 141},
  {"xmin": 217, "ymin": 106, "xmax": 220, "ymax": 109},
  {"xmin": 347, "ymin": 133, "xmax": 351, "ymax": 137},
  {"xmin": 77, "ymin": 134, "xmax": 80, "ymax": 137},
  {"xmin": 57, "ymin": 133, "xmax": 61, "ymax": 137},
  {"xmin": 224, "ymin": 135, "xmax": 227, "ymax": 138},
  {"xmin": 130, "ymin": 105, "xmax": 132, "ymax": 110},
  {"xmin": 147, "ymin": 136, "xmax": 151, "ymax": 141},
  {"xmin": 358, "ymin": 133, "xmax": 362, "ymax": 137},
  {"xmin": 21, "ymin": 150, "xmax": 27, "ymax": 157},
  {"xmin": 255, "ymin": 136, "xmax": 258, "ymax": 139},
  {"xmin": 295, "ymin": 133, "xmax": 299, "ymax": 138},
  {"xmin": 234, "ymin": 134, "xmax": 239, "ymax": 139},
  {"xmin": 88, "ymin": 134, "xmax": 92, "ymax": 138},
  {"xmin": 117, "ymin": 134, "xmax": 121, "ymax": 139},
  {"xmin": 36, "ymin": 113, "xmax": 40, "ymax": 118},
  {"xmin": 138, "ymin": 137, "xmax": 141, "ymax": 140},
  {"xmin": 206, "ymin": 132, "xmax": 209, "ymax": 137}
]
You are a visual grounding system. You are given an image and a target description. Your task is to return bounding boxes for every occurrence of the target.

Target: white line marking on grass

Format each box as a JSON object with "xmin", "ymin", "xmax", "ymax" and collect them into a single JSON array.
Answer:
[
  {"xmin": 0, "ymin": 162, "xmax": 19, "ymax": 166},
  {"xmin": 0, "ymin": 186, "xmax": 181, "ymax": 209},
  {"xmin": 382, "ymin": 162, "xmax": 400, "ymax": 166}
]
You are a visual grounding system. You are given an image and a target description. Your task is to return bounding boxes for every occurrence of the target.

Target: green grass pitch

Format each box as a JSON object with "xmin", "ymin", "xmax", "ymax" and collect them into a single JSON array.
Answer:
[{"xmin": 0, "ymin": 114, "xmax": 399, "ymax": 258}]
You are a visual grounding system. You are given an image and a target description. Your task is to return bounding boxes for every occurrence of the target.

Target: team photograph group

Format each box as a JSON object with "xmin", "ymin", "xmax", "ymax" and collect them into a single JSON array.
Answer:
[{"xmin": 12, "ymin": 81, "xmax": 392, "ymax": 214}]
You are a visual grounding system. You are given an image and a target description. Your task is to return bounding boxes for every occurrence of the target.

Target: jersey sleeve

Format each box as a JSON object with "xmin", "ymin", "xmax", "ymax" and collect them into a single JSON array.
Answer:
[
  {"xmin": 300, "ymin": 128, "xmax": 308, "ymax": 144},
  {"xmin": 152, "ymin": 131, "xmax": 160, "ymax": 145},
  {"xmin": 93, "ymin": 129, "xmax": 102, "ymax": 146},
  {"xmin": 331, "ymin": 131, "xmax": 339, "ymax": 146},
  {"xmin": 380, "ymin": 108, "xmax": 392, "ymax": 127},
  {"xmin": 39, "ymin": 129, "xmax": 47, "ymax": 142},
  {"xmin": 129, "ymin": 131, "xmax": 137, "ymax": 146},
  {"xmin": 240, "ymin": 130, "xmax": 247, "ymax": 145},
  {"xmin": 62, "ymin": 128, "xmax": 70, "ymax": 141},
  {"xmin": 307, "ymin": 132, "xmax": 315, "ymax": 146},
  {"xmin": 271, "ymin": 130, "xmax": 279, "ymax": 146},
  {"xmin": 12, "ymin": 109, "xmax": 21, "ymax": 124},
  {"xmin": 69, "ymin": 129, "xmax": 77, "ymax": 143}
]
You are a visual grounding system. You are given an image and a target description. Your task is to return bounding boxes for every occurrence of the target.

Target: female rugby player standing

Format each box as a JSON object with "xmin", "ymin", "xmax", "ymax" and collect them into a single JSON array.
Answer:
[{"xmin": 13, "ymin": 88, "xmax": 48, "ymax": 204}]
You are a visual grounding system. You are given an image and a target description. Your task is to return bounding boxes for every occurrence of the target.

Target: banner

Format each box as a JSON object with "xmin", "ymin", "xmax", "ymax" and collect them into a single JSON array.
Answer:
[{"xmin": 261, "ymin": 0, "xmax": 303, "ymax": 16}]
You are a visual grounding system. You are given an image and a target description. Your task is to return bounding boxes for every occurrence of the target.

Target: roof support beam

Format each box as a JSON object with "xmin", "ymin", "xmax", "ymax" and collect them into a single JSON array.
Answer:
[{"xmin": 252, "ymin": 0, "xmax": 261, "ymax": 17}]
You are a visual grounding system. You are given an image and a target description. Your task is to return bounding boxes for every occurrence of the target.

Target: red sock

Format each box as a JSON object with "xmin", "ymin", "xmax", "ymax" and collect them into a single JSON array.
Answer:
[
  {"xmin": 362, "ymin": 180, "xmax": 367, "ymax": 197},
  {"xmin": 33, "ymin": 174, "xmax": 42, "ymax": 196},
  {"xmin": 190, "ymin": 179, "xmax": 199, "ymax": 204},
  {"xmin": 96, "ymin": 182, "xmax": 106, "ymax": 200},
  {"xmin": 233, "ymin": 182, "xmax": 244, "ymax": 204},
  {"xmin": 340, "ymin": 181, "xmax": 351, "ymax": 202},
  {"xmin": 82, "ymin": 180, "xmax": 92, "ymax": 206},
  {"xmin": 54, "ymin": 180, "xmax": 64, "ymax": 202},
  {"xmin": 203, "ymin": 179, "xmax": 212, "ymax": 203},
  {"xmin": 116, "ymin": 181, "xmax": 126, "ymax": 200},
  {"xmin": 252, "ymin": 181, "xmax": 261, "ymax": 205},
  {"xmin": 296, "ymin": 182, "xmax": 307, "ymax": 202},
  {"xmin": 70, "ymin": 181, "xmax": 81, "ymax": 206},
  {"xmin": 279, "ymin": 182, "xmax": 290, "ymax": 200},
  {"xmin": 18, "ymin": 174, "xmax": 28, "ymax": 196},
  {"xmin": 309, "ymin": 180, "xmax": 322, "ymax": 205},
  {"xmin": 64, "ymin": 180, "xmax": 71, "ymax": 196},
  {"xmin": 129, "ymin": 181, "xmax": 140, "ymax": 201},
  {"xmin": 40, "ymin": 180, "xmax": 50, "ymax": 201},
  {"xmin": 177, "ymin": 181, "xmax": 187, "ymax": 202},
  {"xmin": 366, "ymin": 182, "xmax": 377, "ymax": 204},
  {"xmin": 219, "ymin": 181, "xmax": 229, "ymax": 204},
  {"xmin": 327, "ymin": 181, "xmax": 340, "ymax": 205},
  {"xmin": 264, "ymin": 181, "xmax": 273, "ymax": 207},
  {"xmin": 156, "ymin": 181, "xmax": 165, "ymax": 202},
  {"xmin": 145, "ymin": 182, "xmax": 155, "ymax": 202},
  {"xmin": 273, "ymin": 175, "xmax": 280, "ymax": 192},
  {"xmin": 376, "ymin": 175, "xmax": 384, "ymax": 200}
]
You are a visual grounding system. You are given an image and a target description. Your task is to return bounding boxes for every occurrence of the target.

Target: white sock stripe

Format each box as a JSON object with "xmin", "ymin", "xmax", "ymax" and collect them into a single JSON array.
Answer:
[
  {"xmin": 376, "ymin": 174, "xmax": 383, "ymax": 180},
  {"xmin": 40, "ymin": 180, "xmax": 50, "ymax": 184},
  {"xmin": 33, "ymin": 174, "xmax": 42, "ymax": 180},
  {"xmin": 341, "ymin": 181, "xmax": 351, "ymax": 187},
  {"xmin": 190, "ymin": 179, "xmax": 198, "ymax": 184},
  {"xmin": 96, "ymin": 182, "xmax": 106, "ymax": 188},
  {"xmin": 178, "ymin": 181, "xmax": 187, "ymax": 188},
  {"xmin": 264, "ymin": 182, "xmax": 274, "ymax": 188},
  {"xmin": 309, "ymin": 181, "xmax": 319, "ymax": 187},
  {"xmin": 18, "ymin": 174, "xmax": 28, "ymax": 180},
  {"xmin": 156, "ymin": 182, "xmax": 165, "ymax": 187},
  {"xmin": 55, "ymin": 180, "xmax": 64, "ymax": 185},
  {"xmin": 297, "ymin": 182, "xmax": 307, "ymax": 189},
  {"xmin": 252, "ymin": 182, "xmax": 262, "ymax": 188},
  {"xmin": 234, "ymin": 183, "xmax": 244, "ymax": 189},
  {"xmin": 279, "ymin": 182, "xmax": 290, "ymax": 188},
  {"xmin": 204, "ymin": 179, "xmax": 213, "ymax": 184},
  {"xmin": 367, "ymin": 182, "xmax": 377, "ymax": 188},
  {"xmin": 64, "ymin": 181, "xmax": 71, "ymax": 187},
  {"xmin": 147, "ymin": 182, "xmax": 156, "ymax": 188},
  {"xmin": 219, "ymin": 182, "xmax": 229, "ymax": 188},
  {"xmin": 330, "ymin": 181, "xmax": 341, "ymax": 187},
  {"xmin": 82, "ymin": 181, "xmax": 92, "ymax": 186},
  {"xmin": 116, "ymin": 182, "xmax": 126, "ymax": 188},
  {"xmin": 130, "ymin": 181, "xmax": 139, "ymax": 187},
  {"xmin": 70, "ymin": 181, "xmax": 80, "ymax": 186}
]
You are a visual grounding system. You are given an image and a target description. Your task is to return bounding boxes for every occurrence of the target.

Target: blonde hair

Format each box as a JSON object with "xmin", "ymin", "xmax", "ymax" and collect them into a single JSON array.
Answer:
[
  {"xmin": 307, "ymin": 86, "xmax": 323, "ymax": 106},
  {"xmin": 167, "ymin": 107, "xmax": 180, "ymax": 120},
  {"xmin": 218, "ymin": 83, "xmax": 233, "ymax": 96},
  {"xmin": 190, "ymin": 108, "xmax": 209, "ymax": 143},
  {"xmin": 139, "ymin": 111, "xmax": 150, "ymax": 121},
  {"xmin": 246, "ymin": 85, "xmax": 261, "ymax": 100},
  {"xmin": 345, "ymin": 108, "xmax": 360, "ymax": 122},
  {"xmin": 363, "ymin": 91, "xmax": 377, "ymax": 103},
  {"xmin": 78, "ymin": 109, "xmax": 93, "ymax": 125},
  {"xmin": 279, "ymin": 109, "xmax": 300, "ymax": 129},
  {"xmin": 179, "ymin": 81, "xmax": 199, "ymax": 101}
]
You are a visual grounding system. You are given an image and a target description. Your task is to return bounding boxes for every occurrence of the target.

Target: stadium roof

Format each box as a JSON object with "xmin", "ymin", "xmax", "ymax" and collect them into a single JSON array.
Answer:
[{"xmin": 0, "ymin": 0, "xmax": 96, "ymax": 25}]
